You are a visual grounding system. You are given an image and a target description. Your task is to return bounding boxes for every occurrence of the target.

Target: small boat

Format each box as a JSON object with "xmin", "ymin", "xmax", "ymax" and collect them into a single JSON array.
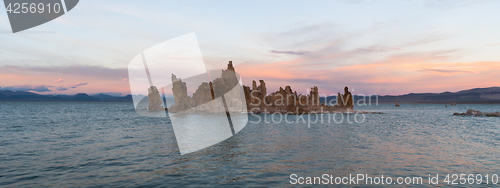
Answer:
[{"xmin": 395, "ymin": 99, "xmax": 400, "ymax": 107}]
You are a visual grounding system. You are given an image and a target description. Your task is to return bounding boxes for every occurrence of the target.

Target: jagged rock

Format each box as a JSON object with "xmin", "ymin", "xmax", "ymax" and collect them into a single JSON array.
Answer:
[
  {"xmin": 246, "ymin": 80, "xmax": 267, "ymax": 109},
  {"xmin": 170, "ymin": 61, "xmax": 244, "ymax": 113},
  {"xmin": 209, "ymin": 82, "xmax": 215, "ymax": 100},
  {"xmin": 226, "ymin": 61, "xmax": 235, "ymax": 71},
  {"xmin": 244, "ymin": 82, "xmax": 355, "ymax": 114},
  {"xmin": 453, "ymin": 109, "xmax": 500, "ymax": 117},
  {"xmin": 310, "ymin": 86, "xmax": 319, "ymax": 106},
  {"xmin": 148, "ymin": 86, "xmax": 164, "ymax": 111},
  {"xmin": 243, "ymin": 85, "xmax": 251, "ymax": 104},
  {"xmin": 212, "ymin": 64, "xmax": 239, "ymax": 98},
  {"xmin": 258, "ymin": 80, "xmax": 267, "ymax": 97},
  {"xmin": 337, "ymin": 86, "xmax": 353, "ymax": 109},
  {"xmin": 169, "ymin": 74, "xmax": 192, "ymax": 112},
  {"xmin": 192, "ymin": 82, "xmax": 213, "ymax": 106}
]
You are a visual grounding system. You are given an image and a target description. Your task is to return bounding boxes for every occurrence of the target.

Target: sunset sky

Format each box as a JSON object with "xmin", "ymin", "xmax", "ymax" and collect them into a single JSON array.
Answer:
[{"xmin": 1, "ymin": 0, "xmax": 500, "ymax": 96}]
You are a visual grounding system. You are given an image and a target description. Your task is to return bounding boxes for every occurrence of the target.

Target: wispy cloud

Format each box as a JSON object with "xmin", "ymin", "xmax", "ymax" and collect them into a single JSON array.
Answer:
[
  {"xmin": 1, "ymin": 65, "xmax": 127, "ymax": 80},
  {"xmin": 424, "ymin": 0, "xmax": 480, "ymax": 10},
  {"xmin": 357, "ymin": 46, "xmax": 405, "ymax": 52},
  {"xmin": 69, "ymin": 82, "xmax": 88, "ymax": 88},
  {"xmin": 486, "ymin": 42, "xmax": 500, "ymax": 46},
  {"xmin": 236, "ymin": 48, "xmax": 500, "ymax": 95},
  {"xmin": 0, "ymin": 82, "xmax": 89, "ymax": 92},
  {"xmin": 419, "ymin": 69, "xmax": 473, "ymax": 74},
  {"xmin": 56, "ymin": 87, "xmax": 68, "ymax": 91},
  {"xmin": 269, "ymin": 50, "xmax": 311, "ymax": 55},
  {"xmin": 261, "ymin": 22, "xmax": 342, "ymax": 51},
  {"xmin": 280, "ymin": 22, "xmax": 336, "ymax": 36},
  {"xmin": 56, "ymin": 82, "xmax": 88, "ymax": 91},
  {"xmin": 0, "ymin": 65, "xmax": 129, "ymax": 95}
]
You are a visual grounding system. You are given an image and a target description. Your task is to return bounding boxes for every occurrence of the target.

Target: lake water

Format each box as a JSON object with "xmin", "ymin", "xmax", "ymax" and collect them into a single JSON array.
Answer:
[{"xmin": 1, "ymin": 102, "xmax": 499, "ymax": 187}]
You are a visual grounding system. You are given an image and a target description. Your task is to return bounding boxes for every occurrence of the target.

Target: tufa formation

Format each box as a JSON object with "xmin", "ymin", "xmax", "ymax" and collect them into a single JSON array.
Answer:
[
  {"xmin": 168, "ymin": 61, "xmax": 240, "ymax": 113},
  {"xmin": 148, "ymin": 86, "xmax": 164, "ymax": 111},
  {"xmin": 243, "ymin": 80, "xmax": 354, "ymax": 114},
  {"xmin": 167, "ymin": 61, "xmax": 354, "ymax": 114}
]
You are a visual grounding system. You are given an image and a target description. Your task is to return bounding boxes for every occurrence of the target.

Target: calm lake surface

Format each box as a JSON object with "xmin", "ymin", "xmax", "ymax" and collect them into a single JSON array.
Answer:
[{"xmin": 1, "ymin": 102, "xmax": 499, "ymax": 187}]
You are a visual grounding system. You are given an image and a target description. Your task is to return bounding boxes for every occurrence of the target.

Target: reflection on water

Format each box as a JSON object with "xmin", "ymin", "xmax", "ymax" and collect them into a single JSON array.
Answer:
[{"xmin": 0, "ymin": 102, "xmax": 499, "ymax": 187}]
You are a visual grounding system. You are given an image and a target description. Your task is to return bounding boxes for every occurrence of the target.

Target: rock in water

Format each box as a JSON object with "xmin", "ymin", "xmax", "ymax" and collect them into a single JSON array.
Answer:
[
  {"xmin": 337, "ymin": 86, "xmax": 354, "ymax": 109},
  {"xmin": 453, "ymin": 109, "xmax": 500, "ymax": 117},
  {"xmin": 169, "ymin": 74, "xmax": 192, "ymax": 112},
  {"xmin": 169, "ymin": 61, "xmax": 360, "ymax": 114},
  {"xmin": 168, "ymin": 61, "xmax": 242, "ymax": 113},
  {"xmin": 148, "ymin": 86, "xmax": 164, "ymax": 111}
]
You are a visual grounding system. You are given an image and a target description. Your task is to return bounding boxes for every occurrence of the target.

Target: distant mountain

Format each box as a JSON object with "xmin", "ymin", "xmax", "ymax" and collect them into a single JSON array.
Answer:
[
  {"xmin": 0, "ymin": 90, "xmax": 132, "ymax": 102},
  {"xmin": 2, "ymin": 87, "xmax": 500, "ymax": 104},
  {"xmin": 322, "ymin": 87, "xmax": 500, "ymax": 104}
]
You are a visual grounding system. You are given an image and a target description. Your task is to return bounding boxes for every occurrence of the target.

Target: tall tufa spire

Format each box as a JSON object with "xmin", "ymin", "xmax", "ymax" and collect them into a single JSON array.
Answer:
[{"xmin": 227, "ymin": 61, "xmax": 235, "ymax": 71}]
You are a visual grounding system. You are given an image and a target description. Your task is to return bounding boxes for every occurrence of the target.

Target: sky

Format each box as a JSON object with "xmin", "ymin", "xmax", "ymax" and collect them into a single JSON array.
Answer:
[{"xmin": 1, "ymin": 0, "xmax": 500, "ymax": 96}]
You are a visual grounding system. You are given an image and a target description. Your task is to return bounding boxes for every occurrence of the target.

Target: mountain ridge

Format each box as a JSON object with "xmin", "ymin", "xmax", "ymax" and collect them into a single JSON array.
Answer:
[
  {"xmin": 0, "ymin": 90, "xmax": 132, "ymax": 102},
  {"xmin": 374, "ymin": 87, "xmax": 500, "ymax": 104},
  {"xmin": 322, "ymin": 87, "xmax": 500, "ymax": 104},
  {"xmin": 1, "ymin": 86, "xmax": 500, "ymax": 103}
]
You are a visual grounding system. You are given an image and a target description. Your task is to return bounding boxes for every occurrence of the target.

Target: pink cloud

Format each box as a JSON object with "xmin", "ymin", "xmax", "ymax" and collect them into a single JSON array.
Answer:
[
  {"xmin": 54, "ymin": 79, "xmax": 64, "ymax": 83},
  {"xmin": 235, "ymin": 53, "xmax": 500, "ymax": 95},
  {"xmin": 0, "ymin": 65, "xmax": 130, "ymax": 95}
]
